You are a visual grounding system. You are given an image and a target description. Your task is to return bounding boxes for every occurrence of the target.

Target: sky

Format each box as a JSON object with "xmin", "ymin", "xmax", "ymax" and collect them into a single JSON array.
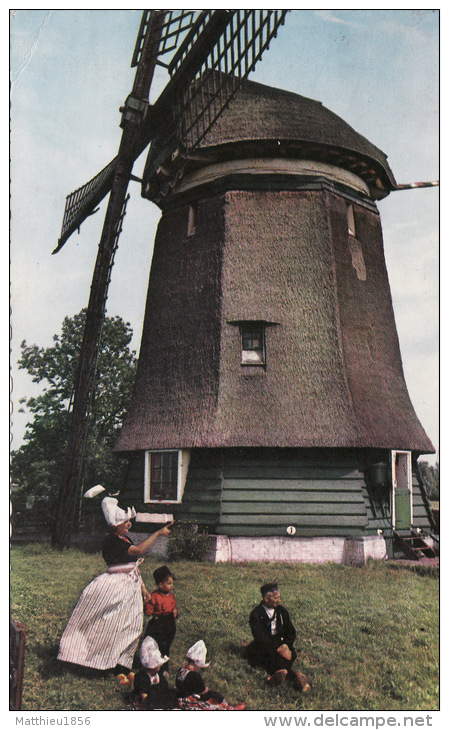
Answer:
[{"xmin": 9, "ymin": 8, "xmax": 439, "ymax": 463}]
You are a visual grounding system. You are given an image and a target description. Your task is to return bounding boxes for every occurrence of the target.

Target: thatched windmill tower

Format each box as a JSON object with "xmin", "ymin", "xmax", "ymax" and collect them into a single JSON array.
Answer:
[{"xmin": 115, "ymin": 76, "xmax": 436, "ymax": 563}]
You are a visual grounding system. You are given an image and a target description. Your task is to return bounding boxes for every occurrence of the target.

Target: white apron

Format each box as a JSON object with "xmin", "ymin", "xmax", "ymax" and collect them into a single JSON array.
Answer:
[{"xmin": 58, "ymin": 561, "xmax": 144, "ymax": 670}]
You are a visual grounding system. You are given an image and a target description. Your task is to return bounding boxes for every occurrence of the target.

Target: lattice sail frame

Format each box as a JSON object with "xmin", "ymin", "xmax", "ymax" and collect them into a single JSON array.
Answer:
[
  {"xmin": 131, "ymin": 9, "xmax": 199, "ymax": 67},
  {"xmin": 54, "ymin": 157, "xmax": 118, "ymax": 253},
  {"xmin": 176, "ymin": 10, "xmax": 288, "ymax": 150}
]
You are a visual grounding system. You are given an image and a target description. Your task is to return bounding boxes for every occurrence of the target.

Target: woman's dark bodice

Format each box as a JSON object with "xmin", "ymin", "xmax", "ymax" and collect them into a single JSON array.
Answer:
[{"xmin": 101, "ymin": 533, "xmax": 134, "ymax": 566}]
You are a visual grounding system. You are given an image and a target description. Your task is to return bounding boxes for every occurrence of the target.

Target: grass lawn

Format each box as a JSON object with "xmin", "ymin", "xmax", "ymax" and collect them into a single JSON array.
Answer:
[{"xmin": 10, "ymin": 542, "xmax": 439, "ymax": 712}]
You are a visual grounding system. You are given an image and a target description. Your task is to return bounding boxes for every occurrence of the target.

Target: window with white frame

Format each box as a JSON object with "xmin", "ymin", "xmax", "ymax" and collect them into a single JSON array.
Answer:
[{"xmin": 144, "ymin": 449, "xmax": 190, "ymax": 503}]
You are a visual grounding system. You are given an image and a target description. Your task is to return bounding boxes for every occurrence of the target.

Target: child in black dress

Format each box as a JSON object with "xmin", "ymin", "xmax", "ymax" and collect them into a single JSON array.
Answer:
[
  {"xmin": 131, "ymin": 637, "xmax": 177, "ymax": 711},
  {"xmin": 176, "ymin": 640, "xmax": 246, "ymax": 711}
]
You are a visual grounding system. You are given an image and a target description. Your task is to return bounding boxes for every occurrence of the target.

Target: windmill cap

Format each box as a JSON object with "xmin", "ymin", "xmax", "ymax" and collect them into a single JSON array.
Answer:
[
  {"xmin": 196, "ymin": 76, "xmax": 396, "ymax": 193},
  {"xmin": 143, "ymin": 75, "xmax": 396, "ymax": 203}
]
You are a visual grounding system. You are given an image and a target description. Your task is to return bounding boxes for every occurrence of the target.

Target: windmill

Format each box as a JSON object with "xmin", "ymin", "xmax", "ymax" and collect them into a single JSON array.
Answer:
[
  {"xmin": 51, "ymin": 10, "xmax": 288, "ymax": 548},
  {"xmin": 110, "ymin": 20, "xmax": 436, "ymax": 563},
  {"xmin": 52, "ymin": 10, "xmax": 437, "ymax": 564}
]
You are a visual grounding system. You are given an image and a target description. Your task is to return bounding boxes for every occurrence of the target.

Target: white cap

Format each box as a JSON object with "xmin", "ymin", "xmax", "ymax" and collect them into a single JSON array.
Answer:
[
  {"xmin": 101, "ymin": 496, "xmax": 136, "ymax": 527},
  {"xmin": 83, "ymin": 485, "xmax": 106, "ymax": 499},
  {"xmin": 140, "ymin": 637, "xmax": 168, "ymax": 669},
  {"xmin": 185, "ymin": 640, "xmax": 210, "ymax": 668}
]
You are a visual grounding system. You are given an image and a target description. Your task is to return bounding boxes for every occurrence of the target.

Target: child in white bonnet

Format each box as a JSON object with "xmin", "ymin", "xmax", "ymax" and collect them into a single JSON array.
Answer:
[
  {"xmin": 176, "ymin": 640, "xmax": 246, "ymax": 710},
  {"xmin": 131, "ymin": 637, "xmax": 176, "ymax": 710}
]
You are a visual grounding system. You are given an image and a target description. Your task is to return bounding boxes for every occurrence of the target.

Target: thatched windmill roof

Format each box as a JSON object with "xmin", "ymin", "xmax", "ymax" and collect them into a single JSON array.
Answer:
[{"xmin": 116, "ymin": 79, "xmax": 433, "ymax": 456}]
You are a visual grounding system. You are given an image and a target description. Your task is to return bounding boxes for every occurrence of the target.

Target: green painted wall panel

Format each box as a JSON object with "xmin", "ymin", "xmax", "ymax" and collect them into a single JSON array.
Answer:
[
  {"xmin": 218, "ymin": 451, "xmax": 370, "ymax": 535},
  {"xmin": 187, "ymin": 449, "xmax": 369, "ymax": 536},
  {"xmin": 220, "ymin": 513, "xmax": 368, "ymax": 527},
  {"xmin": 413, "ymin": 506, "xmax": 430, "ymax": 519},
  {"xmin": 223, "ymin": 467, "xmax": 362, "ymax": 480},
  {"xmin": 221, "ymin": 450, "xmax": 364, "ymax": 468},
  {"xmin": 186, "ymin": 479, "xmax": 222, "ymax": 489},
  {"xmin": 222, "ymin": 489, "xmax": 366, "ymax": 503},
  {"xmin": 186, "ymin": 469, "xmax": 222, "ymax": 480},
  {"xmin": 222, "ymin": 478, "xmax": 362, "ymax": 492},
  {"xmin": 411, "ymin": 470, "xmax": 434, "ymax": 529},
  {"xmin": 360, "ymin": 485, "xmax": 390, "ymax": 517},
  {"xmin": 181, "ymin": 488, "xmax": 221, "ymax": 500},
  {"xmin": 124, "ymin": 453, "xmax": 146, "ymax": 505},
  {"xmin": 413, "ymin": 516, "xmax": 430, "ymax": 525},
  {"xmin": 177, "ymin": 505, "xmax": 218, "ymax": 524},
  {"xmin": 221, "ymin": 502, "xmax": 367, "ymax": 516},
  {"xmin": 171, "ymin": 450, "xmax": 222, "ymax": 525}
]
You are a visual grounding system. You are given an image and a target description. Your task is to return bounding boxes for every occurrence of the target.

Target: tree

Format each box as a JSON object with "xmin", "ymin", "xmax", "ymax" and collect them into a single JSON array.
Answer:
[
  {"xmin": 11, "ymin": 310, "xmax": 137, "ymax": 531},
  {"xmin": 418, "ymin": 460, "xmax": 440, "ymax": 502}
]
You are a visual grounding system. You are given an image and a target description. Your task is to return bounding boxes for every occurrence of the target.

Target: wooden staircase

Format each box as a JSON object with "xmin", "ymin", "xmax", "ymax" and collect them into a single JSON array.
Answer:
[{"xmin": 393, "ymin": 529, "xmax": 438, "ymax": 560}]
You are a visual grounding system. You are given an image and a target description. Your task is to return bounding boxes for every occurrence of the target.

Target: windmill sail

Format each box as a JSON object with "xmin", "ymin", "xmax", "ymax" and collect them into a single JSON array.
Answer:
[
  {"xmin": 54, "ymin": 11, "xmax": 202, "ymax": 254},
  {"xmin": 55, "ymin": 11, "xmax": 287, "ymax": 252},
  {"xmin": 51, "ymin": 10, "xmax": 169, "ymax": 548},
  {"xmin": 54, "ymin": 157, "xmax": 118, "ymax": 253}
]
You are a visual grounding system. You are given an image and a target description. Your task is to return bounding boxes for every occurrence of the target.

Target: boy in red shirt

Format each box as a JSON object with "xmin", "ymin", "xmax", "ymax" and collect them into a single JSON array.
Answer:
[{"xmin": 143, "ymin": 565, "xmax": 178, "ymax": 674}]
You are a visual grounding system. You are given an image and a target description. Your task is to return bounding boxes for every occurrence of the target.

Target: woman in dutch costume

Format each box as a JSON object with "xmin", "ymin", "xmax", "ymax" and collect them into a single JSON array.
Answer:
[{"xmin": 57, "ymin": 486, "xmax": 172, "ymax": 673}]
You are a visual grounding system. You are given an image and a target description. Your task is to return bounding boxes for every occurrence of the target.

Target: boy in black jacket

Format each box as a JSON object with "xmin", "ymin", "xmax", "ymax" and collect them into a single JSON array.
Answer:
[{"xmin": 246, "ymin": 582, "xmax": 310, "ymax": 692}]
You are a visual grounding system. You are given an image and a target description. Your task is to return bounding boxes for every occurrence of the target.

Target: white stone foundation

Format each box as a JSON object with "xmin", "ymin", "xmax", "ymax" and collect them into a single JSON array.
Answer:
[
  {"xmin": 343, "ymin": 535, "xmax": 388, "ymax": 565},
  {"xmin": 129, "ymin": 530, "xmax": 388, "ymax": 565},
  {"xmin": 207, "ymin": 534, "xmax": 388, "ymax": 565}
]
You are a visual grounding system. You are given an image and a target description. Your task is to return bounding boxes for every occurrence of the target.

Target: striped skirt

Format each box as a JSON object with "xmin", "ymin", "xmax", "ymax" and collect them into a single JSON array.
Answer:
[{"xmin": 57, "ymin": 567, "xmax": 143, "ymax": 670}]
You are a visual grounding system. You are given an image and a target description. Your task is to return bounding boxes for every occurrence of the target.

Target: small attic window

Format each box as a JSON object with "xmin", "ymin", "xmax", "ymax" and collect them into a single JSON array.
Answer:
[
  {"xmin": 241, "ymin": 322, "xmax": 265, "ymax": 365},
  {"xmin": 347, "ymin": 203, "xmax": 356, "ymax": 237},
  {"xmin": 187, "ymin": 204, "xmax": 196, "ymax": 236}
]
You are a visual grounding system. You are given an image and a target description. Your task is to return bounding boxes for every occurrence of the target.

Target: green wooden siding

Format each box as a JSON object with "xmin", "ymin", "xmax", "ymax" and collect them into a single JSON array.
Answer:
[
  {"xmin": 172, "ymin": 451, "xmax": 221, "ymax": 526},
  {"xmin": 360, "ymin": 483, "xmax": 391, "ymax": 536},
  {"xmin": 222, "ymin": 478, "xmax": 363, "ymax": 491},
  {"xmin": 412, "ymin": 471, "xmax": 434, "ymax": 529},
  {"xmin": 123, "ymin": 448, "xmax": 433, "ymax": 537},
  {"xmin": 216, "ymin": 449, "xmax": 370, "ymax": 537}
]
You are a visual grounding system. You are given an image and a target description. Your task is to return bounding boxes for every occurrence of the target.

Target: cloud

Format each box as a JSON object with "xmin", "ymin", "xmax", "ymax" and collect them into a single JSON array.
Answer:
[
  {"xmin": 376, "ymin": 13, "xmax": 437, "ymax": 48},
  {"xmin": 314, "ymin": 10, "xmax": 362, "ymax": 27}
]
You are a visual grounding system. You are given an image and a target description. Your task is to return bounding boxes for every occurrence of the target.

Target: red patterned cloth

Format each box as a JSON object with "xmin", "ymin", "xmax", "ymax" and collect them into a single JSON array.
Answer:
[{"xmin": 177, "ymin": 695, "xmax": 239, "ymax": 711}]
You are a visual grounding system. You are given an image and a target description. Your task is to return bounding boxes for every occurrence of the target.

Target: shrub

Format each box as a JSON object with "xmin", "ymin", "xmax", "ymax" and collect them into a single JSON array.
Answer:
[{"xmin": 167, "ymin": 523, "xmax": 209, "ymax": 561}]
